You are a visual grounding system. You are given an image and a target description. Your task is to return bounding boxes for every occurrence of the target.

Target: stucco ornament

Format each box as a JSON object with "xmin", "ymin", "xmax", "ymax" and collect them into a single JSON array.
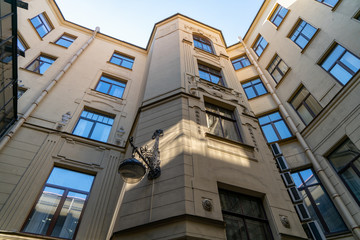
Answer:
[
  {"xmin": 57, "ymin": 111, "xmax": 71, "ymax": 129},
  {"xmin": 280, "ymin": 215, "xmax": 290, "ymax": 228},
  {"xmin": 202, "ymin": 198, "xmax": 213, "ymax": 211}
]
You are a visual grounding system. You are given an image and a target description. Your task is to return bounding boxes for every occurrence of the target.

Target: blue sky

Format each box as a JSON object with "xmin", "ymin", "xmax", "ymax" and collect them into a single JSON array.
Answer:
[{"xmin": 55, "ymin": 0, "xmax": 264, "ymax": 48}]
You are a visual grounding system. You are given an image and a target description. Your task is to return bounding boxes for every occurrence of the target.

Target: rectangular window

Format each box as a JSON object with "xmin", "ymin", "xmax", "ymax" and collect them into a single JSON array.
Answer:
[
  {"xmin": 267, "ymin": 54, "xmax": 289, "ymax": 83},
  {"xmin": 327, "ymin": 139, "xmax": 360, "ymax": 205},
  {"xmin": 95, "ymin": 75, "xmax": 126, "ymax": 98},
  {"xmin": 258, "ymin": 112, "xmax": 292, "ymax": 143},
  {"xmin": 219, "ymin": 189, "xmax": 273, "ymax": 240},
  {"xmin": 232, "ymin": 55, "xmax": 251, "ymax": 70},
  {"xmin": 55, "ymin": 34, "xmax": 76, "ymax": 48},
  {"xmin": 205, "ymin": 103, "xmax": 241, "ymax": 142},
  {"xmin": 26, "ymin": 55, "xmax": 56, "ymax": 74},
  {"xmin": 17, "ymin": 36, "xmax": 27, "ymax": 56},
  {"xmin": 320, "ymin": 43, "xmax": 360, "ymax": 85},
  {"xmin": 109, "ymin": 52, "xmax": 134, "ymax": 69},
  {"xmin": 252, "ymin": 35, "xmax": 268, "ymax": 57},
  {"xmin": 73, "ymin": 110, "xmax": 114, "ymax": 142},
  {"xmin": 290, "ymin": 86, "xmax": 322, "ymax": 125},
  {"xmin": 30, "ymin": 12, "xmax": 53, "ymax": 38},
  {"xmin": 316, "ymin": 0, "xmax": 339, "ymax": 7},
  {"xmin": 242, "ymin": 78, "xmax": 267, "ymax": 99},
  {"xmin": 291, "ymin": 169, "xmax": 348, "ymax": 235},
  {"xmin": 270, "ymin": 5, "xmax": 289, "ymax": 27},
  {"xmin": 22, "ymin": 167, "xmax": 95, "ymax": 239},
  {"xmin": 198, "ymin": 64, "xmax": 223, "ymax": 85},
  {"xmin": 290, "ymin": 20, "xmax": 317, "ymax": 49},
  {"xmin": 17, "ymin": 88, "xmax": 26, "ymax": 99}
]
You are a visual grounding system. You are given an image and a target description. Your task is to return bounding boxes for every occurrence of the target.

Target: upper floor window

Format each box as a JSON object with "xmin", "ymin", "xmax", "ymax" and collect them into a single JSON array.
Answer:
[
  {"xmin": 269, "ymin": 4, "xmax": 289, "ymax": 27},
  {"xmin": 26, "ymin": 54, "xmax": 56, "ymax": 74},
  {"xmin": 320, "ymin": 43, "xmax": 360, "ymax": 85},
  {"xmin": 291, "ymin": 169, "xmax": 348, "ymax": 235},
  {"xmin": 205, "ymin": 103, "xmax": 242, "ymax": 142},
  {"xmin": 232, "ymin": 55, "xmax": 251, "ymax": 70},
  {"xmin": 289, "ymin": 20, "xmax": 317, "ymax": 49},
  {"xmin": 316, "ymin": 0, "xmax": 339, "ymax": 7},
  {"xmin": 30, "ymin": 12, "xmax": 53, "ymax": 38},
  {"xmin": 242, "ymin": 78, "xmax": 267, "ymax": 99},
  {"xmin": 252, "ymin": 35, "xmax": 268, "ymax": 57},
  {"xmin": 290, "ymin": 86, "xmax": 322, "ymax": 125},
  {"xmin": 95, "ymin": 75, "xmax": 126, "ymax": 98},
  {"xmin": 73, "ymin": 110, "xmax": 114, "ymax": 142},
  {"xmin": 22, "ymin": 167, "xmax": 95, "ymax": 239},
  {"xmin": 109, "ymin": 52, "xmax": 134, "ymax": 69},
  {"xmin": 219, "ymin": 189, "xmax": 273, "ymax": 240},
  {"xmin": 327, "ymin": 138, "xmax": 360, "ymax": 205},
  {"xmin": 259, "ymin": 112, "xmax": 292, "ymax": 143},
  {"xmin": 17, "ymin": 35, "xmax": 27, "ymax": 56},
  {"xmin": 55, "ymin": 34, "xmax": 76, "ymax": 48},
  {"xmin": 193, "ymin": 35, "xmax": 214, "ymax": 54},
  {"xmin": 198, "ymin": 64, "xmax": 223, "ymax": 85},
  {"xmin": 267, "ymin": 54, "xmax": 289, "ymax": 83}
]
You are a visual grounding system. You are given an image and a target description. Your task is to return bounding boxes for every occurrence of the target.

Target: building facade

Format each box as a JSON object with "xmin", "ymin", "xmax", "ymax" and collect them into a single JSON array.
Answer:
[{"xmin": 0, "ymin": 0, "xmax": 359, "ymax": 239}]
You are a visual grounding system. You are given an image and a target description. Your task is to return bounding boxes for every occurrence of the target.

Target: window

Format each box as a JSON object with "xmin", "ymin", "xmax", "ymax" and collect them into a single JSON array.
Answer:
[
  {"xmin": 290, "ymin": 86, "xmax": 322, "ymax": 125},
  {"xmin": 109, "ymin": 52, "xmax": 134, "ymax": 69},
  {"xmin": 95, "ymin": 75, "xmax": 126, "ymax": 98},
  {"xmin": 242, "ymin": 78, "xmax": 267, "ymax": 99},
  {"xmin": 290, "ymin": 20, "xmax": 317, "ymax": 49},
  {"xmin": 26, "ymin": 55, "xmax": 56, "ymax": 74},
  {"xmin": 291, "ymin": 169, "xmax": 348, "ymax": 235},
  {"xmin": 252, "ymin": 35, "xmax": 268, "ymax": 57},
  {"xmin": 73, "ymin": 110, "xmax": 114, "ymax": 142},
  {"xmin": 232, "ymin": 55, "xmax": 251, "ymax": 70},
  {"xmin": 30, "ymin": 13, "xmax": 53, "ymax": 38},
  {"xmin": 18, "ymin": 88, "xmax": 26, "ymax": 99},
  {"xmin": 269, "ymin": 5, "xmax": 289, "ymax": 27},
  {"xmin": 205, "ymin": 103, "xmax": 241, "ymax": 142},
  {"xmin": 354, "ymin": 10, "xmax": 360, "ymax": 21},
  {"xmin": 327, "ymin": 139, "xmax": 360, "ymax": 205},
  {"xmin": 267, "ymin": 55, "xmax": 289, "ymax": 83},
  {"xmin": 219, "ymin": 189, "xmax": 273, "ymax": 240},
  {"xmin": 320, "ymin": 43, "xmax": 360, "ymax": 85},
  {"xmin": 258, "ymin": 112, "xmax": 292, "ymax": 143},
  {"xmin": 198, "ymin": 64, "xmax": 223, "ymax": 85},
  {"xmin": 193, "ymin": 35, "xmax": 214, "ymax": 54},
  {"xmin": 22, "ymin": 167, "xmax": 94, "ymax": 239},
  {"xmin": 55, "ymin": 34, "xmax": 76, "ymax": 48},
  {"xmin": 316, "ymin": 0, "xmax": 339, "ymax": 7},
  {"xmin": 17, "ymin": 36, "xmax": 27, "ymax": 56}
]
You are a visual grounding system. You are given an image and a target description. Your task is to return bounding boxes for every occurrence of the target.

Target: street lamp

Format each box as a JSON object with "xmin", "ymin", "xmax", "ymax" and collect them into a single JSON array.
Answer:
[{"xmin": 118, "ymin": 129, "xmax": 164, "ymax": 183}]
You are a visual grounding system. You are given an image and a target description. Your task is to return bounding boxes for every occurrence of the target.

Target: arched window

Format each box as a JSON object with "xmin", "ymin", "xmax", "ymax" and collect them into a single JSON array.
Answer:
[{"xmin": 193, "ymin": 35, "xmax": 214, "ymax": 54}]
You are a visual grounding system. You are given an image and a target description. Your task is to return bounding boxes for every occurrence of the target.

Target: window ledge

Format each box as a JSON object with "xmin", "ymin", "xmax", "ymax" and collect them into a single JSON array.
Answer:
[
  {"xmin": 49, "ymin": 41, "xmax": 69, "ymax": 49},
  {"xmin": 19, "ymin": 67, "xmax": 43, "ymax": 76},
  {"xmin": 89, "ymin": 89, "xmax": 125, "ymax": 102},
  {"xmin": 234, "ymin": 64, "xmax": 253, "ymax": 71},
  {"xmin": 194, "ymin": 47, "xmax": 219, "ymax": 59},
  {"xmin": 206, "ymin": 132, "xmax": 254, "ymax": 150},
  {"xmin": 106, "ymin": 61, "xmax": 133, "ymax": 71}
]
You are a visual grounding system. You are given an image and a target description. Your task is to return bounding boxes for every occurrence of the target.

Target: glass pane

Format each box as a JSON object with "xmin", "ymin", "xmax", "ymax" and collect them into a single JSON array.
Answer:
[
  {"xmin": 51, "ymin": 192, "xmax": 87, "ymax": 239},
  {"xmin": 274, "ymin": 121, "xmax": 292, "ymax": 139},
  {"xmin": 56, "ymin": 38, "xmax": 73, "ymax": 48},
  {"xmin": 278, "ymin": 60, "xmax": 288, "ymax": 74},
  {"xmin": 262, "ymin": 124, "xmax": 279, "ymax": 142},
  {"xmin": 330, "ymin": 63, "xmax": 353, "ymax": 85},
  {"xmin": 110, "ymin": 85, "xmax": 125, "ymax": 98},
  {"xmin": 244, "ymin": 87, "xmax": 256, "ymax": 99},
  {"xmin": 47, "ymin": 167, "xmax": 94, "ymax": 192},
  {"xmin": 258, "ymin": 115, "xmax": 271, "ymax": 125},
  {"xmin": 328, "ymin": 141, "xmax": 360, "ymax": 171},
  {"xmin": 245, "ymin": 219, "xmax": 271, "ymax": 240},
  {"xmin": 39, "ymin": 62, "xmax": 52, "ymax": 74},
  {"xmin": 269, "ymin": 112, "xmax": 281, "ymax": 121},
  {"xmin": 271, "ymin": 69, "xmax": 282, "ymax": 82},
  {"xmin": 199, "ymin": 70, "xmax": 210, "ymax": 81},
  {"xmin": 323, "ymin": 0, "xmax": 339, "ymax": 7},
  {"xmin": 221, "ymin": 119, "xmax": 241, "ymax": 142},
  {"xmin": 210, "ymin": 75, "xmax": 221, "ymax": 84},
  {"xmin": 206, "ymin": 114, "xmax": 222, "ymax": 137},
  {"xmin": 291, "ymin": 173, "xmax": 303, "ymax": 188},
  {"xmin": 291, "ymin": 88, "xmax": 307, "ymax": 108},
  {"xmin": 306, "ymin": 95, "xmax": 322, "ymax": 114},
  {"xmin": 233, "ymin": 62, "xmax": 241, "ymax": 70},
  {"xmin": 298, "ymin": 105, "xmax": 313, "ymax": 125},
  {"xmin": 73, "ymin": 119, "xmax": 93, "ymax": 138},
  {"xmin": 254, "ymin": 83, "xmax": 266, "ymax": 95},
  {"xmin": 239, "ymin": 196, "xmax": 264, "ymax": 218},
  {"xmin": 300, "ymin": 169, "xmax": 318, "ymax": 186},
  {"xmin": 219, "ymin": 191, "xmax": 243, "ymax": 214},
  {"xmin": 90, "ymin": 122, "xmax": 111, "ymax": 142},
  {"xmin": 340, "ymin": 52, "xmax": 360, "ymax": 73},
  {"xmin": 341, "ymin": 167, "xmax": 360, "ymax": 203},
  {"xmin": 296, "ymin": 35, "xmax": 309, "ymax": 49},
  {"xmin": 303, "ymin": 24, "xmax": 316, "ymax": 38},
  {"xmin": 96, "ymin": 81, "xmax": 110, "ymax": 94},
  {"xmin": 121, "ymin": 60, "xmax": 133, "ymax": 69},
  {"xmin": 110, "ymin": 56, "xmax": 121, "ymax": 65},
  {"xmin": 27, "ymin": 60, "xmax": 41, "ymax": 73},
  {"xmin": 322, "ymin": 45, "xmax": 345, "ymax": 71},
  {"xmin": 223, "ymin": 215, "xmax": 248, "ymax": 240},
  {"xmin": 23, "ymin": 187, "xmax": 64, "ymax": 235}
]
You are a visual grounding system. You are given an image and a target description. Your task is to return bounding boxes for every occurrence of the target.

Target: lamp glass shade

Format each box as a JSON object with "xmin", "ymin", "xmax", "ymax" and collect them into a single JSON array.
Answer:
[{"xmin": 118, "ymin": 158, "xmax": 146, "ymax": 184}]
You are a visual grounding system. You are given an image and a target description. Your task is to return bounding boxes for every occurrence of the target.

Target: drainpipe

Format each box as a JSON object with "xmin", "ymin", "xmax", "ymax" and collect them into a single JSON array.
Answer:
[
  {"xmin": 0, "ymin": 27, "xmax": 100, "ymax": 151},
  {"xmin": 238, "ymin": 36, "xmax": 360, "ymax": 239}
]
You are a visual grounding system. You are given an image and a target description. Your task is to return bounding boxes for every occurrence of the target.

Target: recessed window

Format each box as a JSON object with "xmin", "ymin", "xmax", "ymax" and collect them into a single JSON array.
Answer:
[
  {"xmin": 55, "ymin": 34, "xmax": 76, "ymax": 48},
  {"xmin": 17, "ymin": 88, "xmax": 27, "ymax": 98},
  {"xmin": 205, "ymin": 103, "xmax": 242, "ymax": 142},
  {"xmin": 73, "ymin": 110, "xmax": 114, "ymax": 142},
  {"xmin": 252, "ymin": 35, "xmax": 268, "ymax": 57},
  {"xmin": 219, "ymin": 189, "xmax": 273, "ymax": 240},
  {"xmin": 270, "ymin": 4, "xmax": 289, "ymax": 27},
  {"xmin": 289, "ymin": 20, "xmax": 317, "ymax": 49},
  {"xmin": 95, "ymin": 75, "xmax": 126, "ymax": 98},
  {"xmin": 291, "ymin": 169, "xmax": 348, "ymax": 235},
  {"xmin": 320, "ymin": 43, "xmax": 360, "ymax": 85},
  {"xmin": 354, "ymin": 10, "xmax": 360, "ymax": 21},
  {"xmin": 193, "ymin": 35, "xmax": 214, "ymax": 54},
  {"xmin": 316, "ymin": 0, "xmax": 339, "ymax": 7},
  {"xmin": 258, "ymin": 112, "xmax": 292, "ymax": 143},
  {"xmin": 26, "ymin": 55, "xmax": 56, "ymax": 74},
  {"xmin": 267, "ymin": 54, "xmax": 289, "ymax": 83},
  {"xmin": 242, "ymin": 78, "xmax": 267, "ymax": 99},
  {"xmin": 327, "ymin": 138, "xmax": 360, "ymax": 205},
  {"xmin": 290, "ymin": 86, "xmax": 322, "ymax": 125},
  {"xmin": 17, "ymin": 36, "xmax": 27, "ymax": 56},
  {"xmin": 22, "ymin": 167, "xmax": 95, "ymax": 239},
  {"xmin": 198, "ymin": 64, "xmax": 223, "ymax": 85},
  {"xmin": 30, "ymin": 12, "xmax": 53, "ymax": 38},
  {"xmin": 109, "ymin": 52, "xmax": 134, "ymax": 69},
  {"xmin": 232, "ymin": 55, "xmax": 251, "ymax": 70}
]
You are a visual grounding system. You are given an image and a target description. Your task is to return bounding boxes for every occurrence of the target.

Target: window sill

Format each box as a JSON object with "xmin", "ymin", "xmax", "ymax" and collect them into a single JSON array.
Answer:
[
  {"xmin": 49, "ymin": 41, "xmax": 69, "ymax": 49},
  {"xmin": 89, "ymin": 89, "xmax": 124, "ymax": 101},
  {"xmin": 234, "ymin": 64, "xmax": 253, "ymax": 71},
  {"xmin": 194, "ymin": 47, "xmax": 219, "ymax": 58},
  {"xmin": 106, "ymin": 61, "xmax": 133, "ymax": 71},
  {"xmin": 19, "ymin": 67, "xmax": 43, "ymax": 76},
  {"xmin": 206, "ymin": 132, "xmax": 254, "ymax": 150}
]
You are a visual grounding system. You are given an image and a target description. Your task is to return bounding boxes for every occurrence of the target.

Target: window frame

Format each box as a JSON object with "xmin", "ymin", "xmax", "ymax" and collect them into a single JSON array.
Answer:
[
  {"xmin": 54, "ymin": 33, "xmax": 77, "ymax": 48},
  {"xmin": 193, "ymin": 35, "xmax": 214, "ymax": 54},
  {"xmin": 241, "ymin": 78, "xmax": 268, "ymax": 99},
  {"xmin": 288, "ymin": 19, "xmax": 318, "ymax": 51},
  {"xmin": 109, "ymin": 52, "xmax": 134, "ymax": 70},
  {"xmin": 258, "ymin": 111, "xmax": 292, "ymax": 143},
  {"xmin": 198, "ymin": 63, "xmax": 224, "ymax": 86},
  {"xmin": 25, "ymin": 54, "xmax": 56, "ymax": 75},
  {"xmin": 267, "ymin": 54, "xmax": 290, "ymax": 84},
  {"xmin": 95, "ymin": 75, "xmax": 126, "ymax": 99},
  {"xmin": 315, "ymin": 0, "xmax": 340, "ymax": 9},
  {"xmin": 231, "ymin": 55, "xmax": 251, "ymax": 70},
  {"xmin": 269, "ymin": 4, "xmax": 289, "ymax": 28},
  {"xmin": 30, "ymin": 12, "xmax": 53, "ymax": 38},
  {"xmin": 252, "ymin": 35, "xmax": 268, "ymax": 57}
]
